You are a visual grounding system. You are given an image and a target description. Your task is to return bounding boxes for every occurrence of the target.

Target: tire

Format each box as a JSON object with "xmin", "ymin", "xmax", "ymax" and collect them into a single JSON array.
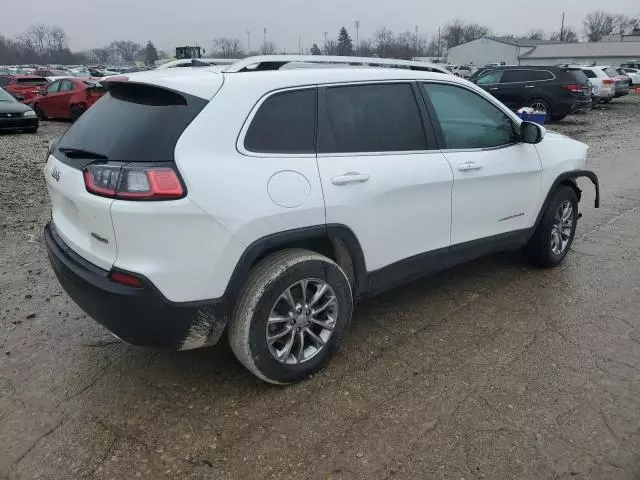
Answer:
[
  {"xmin": 527, "ymin": 98, "xmax": 551, "ymax": 117},
  {"xmin": 551, "ymin": 113, "xmax": 567, "ymax": 122},
  {"xmin": 229, "ymin": 249, "xmax": 353, "ymax": 384},
  {"xmin": 33, "ymin": 104, "xmax": 46, "ymax": 120},
  {"xmin": 524, "ymin": 185, "xmax": 578, "ymax": 268},
  {"xmin": 70, "ymin": 105, "xmax": 85, "ymax": 122},
  {"xmin": 26, "ymin": 126, "xmax": 38, "ymax": 133},
  {"xmin": 602, "ymin": 98, "xmax": 611, "ymax": 104}
]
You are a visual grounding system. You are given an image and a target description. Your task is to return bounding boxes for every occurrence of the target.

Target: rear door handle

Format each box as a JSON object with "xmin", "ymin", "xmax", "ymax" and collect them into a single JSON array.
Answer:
[
  {"xmin": 331, "ymin": 172, "xmax": 370, "ymax": 185},
  {"xmin": 489, "ymin": 87, "xmax": 499, "ymax": 91},
  {"xmin": 524, "ymin": 85, "xmax": 535, "ymax": 88},
  {"xmin": 457, "ymin": 162, "xmax": 482, "ymax": 172}
]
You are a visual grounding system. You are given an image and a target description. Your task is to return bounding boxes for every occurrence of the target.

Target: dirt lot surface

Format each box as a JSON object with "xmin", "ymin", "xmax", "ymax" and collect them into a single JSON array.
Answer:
[{"xmin": 2, "ymin": 96, "xmax": 640, "ymax": 480}]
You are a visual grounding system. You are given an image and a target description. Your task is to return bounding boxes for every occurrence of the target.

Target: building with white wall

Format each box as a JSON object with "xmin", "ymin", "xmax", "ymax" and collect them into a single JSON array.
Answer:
[
  {"xmin": 519, "ymin": 42, "xmax": 640, "ymax": 66},
  {"xmin": 447, "ymin": 37, "xmax": 557, "ymax": 66}
]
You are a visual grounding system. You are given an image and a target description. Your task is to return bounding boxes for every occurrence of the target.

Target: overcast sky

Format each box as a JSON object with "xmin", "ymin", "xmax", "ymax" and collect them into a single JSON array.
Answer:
[{"xmin": 1, "ymin": 0, "xmax": 638, "ymax": 53}]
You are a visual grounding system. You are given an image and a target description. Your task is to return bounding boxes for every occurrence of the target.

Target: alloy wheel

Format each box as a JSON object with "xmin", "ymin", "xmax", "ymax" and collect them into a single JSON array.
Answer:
[{"xmin": 550, "ymin": 200, "xmax": 573, "ymax": 255}]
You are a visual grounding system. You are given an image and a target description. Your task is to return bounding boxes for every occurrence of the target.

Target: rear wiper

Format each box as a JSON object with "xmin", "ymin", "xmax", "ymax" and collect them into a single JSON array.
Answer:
[{"xmin": 58, "ymin": 147, "xmax": 109, "ymax": 160}]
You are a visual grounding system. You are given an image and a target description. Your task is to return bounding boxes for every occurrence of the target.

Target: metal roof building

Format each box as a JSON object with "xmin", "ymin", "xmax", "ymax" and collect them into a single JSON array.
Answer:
[
  {"xmin": 447, "ymin": 37, "xmax": 559, "ymax": 66},
  {"xmin": 519, "ymin": 42, "xmax": 640, "ymax": 66}
]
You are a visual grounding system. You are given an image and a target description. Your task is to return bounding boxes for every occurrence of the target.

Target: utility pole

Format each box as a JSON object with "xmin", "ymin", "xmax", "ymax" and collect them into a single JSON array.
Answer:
[
  {"xmin": 263, "ymin": 27, "xmax": 267, "ymax": 53},
  {"xmin": 437, "ymin": 27, "xmax": 441, "ymax": 58},
  {"xmin": 560, "ymin": 12, "xmax": 565, "ymax": 42},
  {"xmin": 355, "ymin": 20, "xmax": 360, "ymax": 54},
  {"xmin": 415, "ymin": 25, "xmax": 419, "ymax": 54},
  {"xmin": 298, "ymin": 35, "xmax": 301, "ymax": 54},
  {"xmin": 323, "ymin": 31, "xmax": 328, "ymax": 52},
  {"xmin": 246, "ymin": 31, "xmax": 250, "ymax": 53}
]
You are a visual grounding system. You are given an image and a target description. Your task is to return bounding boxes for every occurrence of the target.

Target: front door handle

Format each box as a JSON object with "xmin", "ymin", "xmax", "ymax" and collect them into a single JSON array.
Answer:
[
  {"xmin": 457, "ymin": 162, "xmax": 482, "ymax": 172},
  {"xmin": 331, "ymin": 172, "xmax": 370, "ymax": 185},
  {"xmin": 524, "ymin": 85, "xmax": 535, "ymax": 88},
  {"xmin": 489, "ymin": 87, "xmax": 499, "ymax": 91}
]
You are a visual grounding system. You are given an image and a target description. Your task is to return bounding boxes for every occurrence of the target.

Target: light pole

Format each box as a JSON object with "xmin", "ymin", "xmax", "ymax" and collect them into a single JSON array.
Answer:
[
  {"xmin": 246, "ymin": 30, "xmax": 251, "ymax": 53},
  {"xmin": 263, "ymin": 28, "xmax": 267, "ymax": 54},
  {"xmin": 415, "ymin": 25, "xmax": 419, "ymax": 54},
  {"xmin": 354, "ymin": 20, "xmax": 360, "ymax": 54},
  {"xmin": 323, "ymin": 31, "xmax": 328, "ymax": 51}
]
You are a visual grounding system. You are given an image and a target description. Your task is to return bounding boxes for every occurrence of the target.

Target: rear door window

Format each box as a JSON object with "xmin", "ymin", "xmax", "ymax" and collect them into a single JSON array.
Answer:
[
  {"xmin": 318, "ymin": 83, "xmax": 428, "ymax": 153},
  {"xmin": 46, "ymin": 81, "xmax": 62, "ymax": 94},
  {"xmin": 244, "ymin": 88, "xmax": 316, "ymax": 154},
  {"xmin": 582, "ymin": 69, "xmax": 597, "ymax": 78},
  {"xmin": 56, "ymin": 82, "xmax": 208, "ymax": 165}
]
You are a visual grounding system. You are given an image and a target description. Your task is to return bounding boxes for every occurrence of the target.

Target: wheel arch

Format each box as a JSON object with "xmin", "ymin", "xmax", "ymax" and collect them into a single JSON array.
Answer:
[
  {"xmin": 224, "ymin": 224, "xmax": 368, "ymax": 300},
  {"xmin": 532, "ymin": 170, "xmax": 600, "ymax": 232}
]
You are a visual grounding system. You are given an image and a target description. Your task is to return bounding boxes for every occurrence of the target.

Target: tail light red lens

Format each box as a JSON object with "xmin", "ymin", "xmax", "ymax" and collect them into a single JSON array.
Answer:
[
  {"xmin": 602, "ymin": 79, "xmax": 615, "ymax": 85},
  {"xmin": 562, "ymin": 84, "xmax": 584, "ymax": 93},
  {"xmin": 83, "ymin": 164, "xmax": 185, "ymax": 200},
  {"xmin": 110, "ymin": 271, "xmax": 144, "ymax": 288}
]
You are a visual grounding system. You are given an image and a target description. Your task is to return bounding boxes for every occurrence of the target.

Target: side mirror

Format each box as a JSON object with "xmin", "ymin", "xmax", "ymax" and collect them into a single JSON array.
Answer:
[
  {"xmin": 39, "ymin": 88, "xmax": 46, "ymax": 96},
  {"xmin": 520, "ymin": 121, "xmax": 545, "ymax": 144}
]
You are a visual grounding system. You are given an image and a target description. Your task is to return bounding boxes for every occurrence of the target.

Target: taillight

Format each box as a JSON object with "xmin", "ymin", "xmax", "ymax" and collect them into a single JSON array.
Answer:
[
  {"xmin": 562, "ymin": 84, "xmax": 583, "ymax": 93},
  {"xmin": 83, "ymin": 163, "xmax": 185, "ymax": 200},
  {"xmin": 602, "ymin": 79, "xmax": 615, "ymax": 85}
]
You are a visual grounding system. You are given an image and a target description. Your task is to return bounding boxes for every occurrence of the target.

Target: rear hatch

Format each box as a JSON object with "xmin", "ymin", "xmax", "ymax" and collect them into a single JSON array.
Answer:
[
  {"xmin": 562, "ymin": 68, "xmax": 592, "ymax": 99},
  {"xmin": 12, "ymin": 77, "xmax": 47, "ymax": 101},
  {"xmin": 45, "ymin": 81, "xmax": 209, "ymax": 270},
  {"xmin": 83, "ymin": 79, "xmax": 106, "ymax": 104}
]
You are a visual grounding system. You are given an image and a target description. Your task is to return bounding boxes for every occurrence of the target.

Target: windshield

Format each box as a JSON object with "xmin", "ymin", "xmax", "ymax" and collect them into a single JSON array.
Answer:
[{"xmin": 0, "ymin": 87, "xmax": 16, "ymax": 102}]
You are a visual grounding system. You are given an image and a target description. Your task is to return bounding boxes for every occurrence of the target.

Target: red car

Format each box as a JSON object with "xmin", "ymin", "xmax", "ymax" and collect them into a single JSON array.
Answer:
[
  {"xmin": 0, "ymin": 75, "xmax": 48, "ymax": 102},
  {"xmin": 30, "ymin": 77, "xmax": 106, "ymax": 121}
]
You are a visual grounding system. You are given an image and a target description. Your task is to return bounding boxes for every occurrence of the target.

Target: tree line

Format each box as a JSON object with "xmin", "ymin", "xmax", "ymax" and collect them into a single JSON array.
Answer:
[{"xmin": 1, "ymin": 11, "xmax": 638, "ymax": 66}]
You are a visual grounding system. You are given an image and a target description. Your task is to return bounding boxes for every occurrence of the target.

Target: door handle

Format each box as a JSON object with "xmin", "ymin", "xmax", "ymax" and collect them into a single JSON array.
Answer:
[
  {"xmin": 457, "ymin": 162, "xmax": 482, "ymax": 172},
  {"xmin": 524, "ymin": 85, "xmax": 535, "ymax": 88},
  {"xmin": 331, "ymin": 172, "xmax": 370, "ymax": 185},
  {"xmin": 489, "ymin": 87, "xmax": 499, "ymax": 91}
]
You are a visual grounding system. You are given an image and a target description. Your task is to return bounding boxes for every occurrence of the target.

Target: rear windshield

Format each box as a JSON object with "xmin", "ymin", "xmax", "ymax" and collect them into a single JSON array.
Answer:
[
  {"xmin": 603, "ymin": 67, "xmax": 619, "ymax": 78},
  {"xmin": 564, "ymin": 69, "xmax": 589, "ymax": 83},
  {"xmin": 17, "ymin": 78, "xmax": 47, "ymax": 85},
  {"xmin": 56, "ymin": 82, "xmax": 208, "ymax": 164}
]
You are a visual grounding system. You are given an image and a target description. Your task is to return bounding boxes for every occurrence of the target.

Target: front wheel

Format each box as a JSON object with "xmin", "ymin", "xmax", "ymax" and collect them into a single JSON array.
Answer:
[
  {"xmin": 527, "ymin": 98, "xmax": 550, "ymax": 117},
  {"xmin": 524, "ymin": 185, "xmax": 578, "ymax": 268},
  {"xmin": 33, "ymin": 104, "xmax": 46, "ymax": 120},
  {"xmin": 229, "ymin": 249, "xmax": 353, "ymax": 384}
]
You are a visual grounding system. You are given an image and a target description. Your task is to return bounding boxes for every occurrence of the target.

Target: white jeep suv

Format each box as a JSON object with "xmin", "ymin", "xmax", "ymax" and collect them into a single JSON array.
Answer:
[{"xmin": 44, "ymin": 56, "xmax": 599, "ymax": 384}]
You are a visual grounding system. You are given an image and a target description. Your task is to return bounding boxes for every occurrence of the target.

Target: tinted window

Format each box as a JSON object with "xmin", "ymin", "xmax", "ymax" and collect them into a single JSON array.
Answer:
[
  {"xmin": 476, "ymin": 70, "xmax": 502, "ymax": 85},
  {"xmin": 17, "ymin": 78, "xmax": 47, "ymax": 86},
  {"xmin": 319, "ymin": 83, "xmax": 427, "ymax": 153},
  {"xmin": 0, "ymin": 77, "xmax": 10, "ymax": 87},
  {"xmin": 501, "ymin": 70, "xmax": 554, "ymax": 82},
  {"xmin": 46, "ymin": 81, "xmax": 61, "ymax": 94},
  {"xmin": 422, "ymin": 83, "xmax": 518, "ymax": 150},
  {"xmin": 244, "ymin": 89, "xmax": 316, "ymax": 154},
  {"xmin": 623, "ymin": 68, "xmax": 638, "ymax": 73},
  {"xmin": 59, "ymin": 80, "xmax": 75, "ymax": 92},
  {"xmin": 565, "ymin": 69, "xmax": 588, "ymax": 83},
  {"xmin": 582, "ymin": 69, "xmax": 596, "ymax": 78},
  {"xmin": 56, "ymin": 82, "xmax": 207, "ymax": 165}
]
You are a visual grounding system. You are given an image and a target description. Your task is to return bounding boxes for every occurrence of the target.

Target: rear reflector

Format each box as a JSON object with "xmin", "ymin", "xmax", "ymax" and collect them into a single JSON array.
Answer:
[
  {"xmin": 110, "ymin": 271, "xmax": 144, "ymax": 288},
  {"xmin": 83, "ymin": 163, "xmax": 185, "ymax": 200}
]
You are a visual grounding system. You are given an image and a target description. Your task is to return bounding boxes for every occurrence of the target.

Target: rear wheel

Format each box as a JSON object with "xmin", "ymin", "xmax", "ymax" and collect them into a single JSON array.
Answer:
[
  {"xmin": 527, "ymin": 98, "xmax": 550, "ymax": 115},
  {"xmin": 26, "ymin": 126, "xmax": 38, "ymax": 133},
  {"xmin": 601, "ymin": 98, "xmax": 612, "ymax": 104},
  {"xmin": 524, "ymin": 185, "xmax": 578, "ymax": 268},
  {"xmin": 70, "ymin": 105, "xmax": 85, "ymax": 122},
  {"xmin": 229, "ymin": 249, "xmax": 353, "ymax": 384}
]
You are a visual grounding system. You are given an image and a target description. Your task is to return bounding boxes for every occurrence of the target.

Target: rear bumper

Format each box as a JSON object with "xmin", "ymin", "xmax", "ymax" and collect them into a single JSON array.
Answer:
[
  {"xmin": 0, "ymin": 117, "xmax": 38, "ymax": 132},
  {"xmin": 44, "ymin": 222, "xmax": 229, "ymax": 350}
]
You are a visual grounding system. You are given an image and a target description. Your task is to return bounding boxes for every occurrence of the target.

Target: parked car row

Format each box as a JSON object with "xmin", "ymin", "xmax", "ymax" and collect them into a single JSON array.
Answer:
[{"xmin": 470, "ymin": 63, "xmax": 634, "ymax": 122}]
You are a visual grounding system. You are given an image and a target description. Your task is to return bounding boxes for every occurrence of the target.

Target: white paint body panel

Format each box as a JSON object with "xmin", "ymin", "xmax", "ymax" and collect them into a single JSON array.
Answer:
[
  {"xmin": 318, "ymin": 152, "xmax": 454, "ymax": 271},
  {"xmin": 444, "ymin": 144, "xmax": 543, "ymax": 245}
]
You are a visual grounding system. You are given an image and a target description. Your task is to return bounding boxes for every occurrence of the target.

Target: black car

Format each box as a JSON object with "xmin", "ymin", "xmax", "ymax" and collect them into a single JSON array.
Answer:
[
  {"xmin": 472, "ymin": 66, "xmax": 592, "ymax": 121},
  {"xmin": 0, "ymin": 87, "xmax": 39, "ymax": 133}
]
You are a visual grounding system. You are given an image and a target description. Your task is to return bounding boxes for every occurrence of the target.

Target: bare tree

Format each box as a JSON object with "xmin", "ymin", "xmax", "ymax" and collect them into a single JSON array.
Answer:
[
  {"xmin": 110, "ymin": 40, "xmax": 142, "ymax": 63},
  {"xmin": 527, "ymin": 29, "xmax": 546, "ymax": 40},
  {"xmin": 212, "ymin": 37, "xmax": 244, "ymax": 58},
  {"xmin": 357, "ymin": 40, "xmax": 375, "ymax": 57},
  {"xmin": 322, "ymin": 40, "xmax": 338, "ymax": 55},
  {"xmin": 583, "ymin": 11, "xmax": 615, "ymax": 41},
  {"xmin": 550, "ymin": 26, "xmax": 579, "ymax": 43},
  {"xmin": 26, "ymin": 24, "xmax": 48, "ymax": 55},
  {"xmin": 442, "ymin": 20, "xmax": 490, "ymax": 48},
  {"xmin": 373, "ymin": 28, "xmax": 394, "ymax": 57},
  {"xmin": 48, "ymin": 26, "xmax": 67, "ymax": 52},
  {"xmin": 92, "ymin": 47, "xmax": 112, "ymax": 64}
]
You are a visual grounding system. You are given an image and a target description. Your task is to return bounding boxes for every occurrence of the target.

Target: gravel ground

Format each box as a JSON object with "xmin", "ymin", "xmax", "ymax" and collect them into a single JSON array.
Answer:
[{"xmin": 1, "ymin": 95, "xmax": 640, "ymax": 480}]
